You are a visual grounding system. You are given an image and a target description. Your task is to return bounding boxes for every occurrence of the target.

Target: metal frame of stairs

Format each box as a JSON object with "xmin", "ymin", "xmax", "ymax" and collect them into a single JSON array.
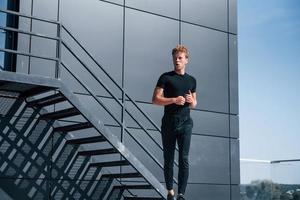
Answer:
[
  {"xmin": 0, "ymin": 7, "xmax": 185, "ymax": 199},
  {"xmin": 0, "ymin": 71, "xmax": 166, "ymax": 199}
]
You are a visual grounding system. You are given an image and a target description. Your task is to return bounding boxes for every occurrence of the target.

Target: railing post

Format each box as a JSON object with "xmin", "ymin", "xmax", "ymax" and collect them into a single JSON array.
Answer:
[{"xmin": 56, "ymin": 23, "xmax": 62, "ymax": 79}]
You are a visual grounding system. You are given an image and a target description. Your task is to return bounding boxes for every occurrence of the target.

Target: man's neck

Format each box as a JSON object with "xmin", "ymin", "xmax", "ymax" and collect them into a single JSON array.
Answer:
[{"xmin": 174, "ymin": 68, "xmax": 185, "ymax": 75}]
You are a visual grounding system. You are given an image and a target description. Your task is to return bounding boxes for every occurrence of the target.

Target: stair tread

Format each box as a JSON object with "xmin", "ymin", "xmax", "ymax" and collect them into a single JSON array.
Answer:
[
  {"xmin": 20, "ymin": 86, "xmax": 53, "ymax": 97},
  {"xmin": 40, "ymin": 107, "xmax": 80, "ymax": 119},
  {"xmin": 78, "ymin": 148, "xmax": 118, "ymax": 156},
  {"xmin": 90, "ymin": 160, "xmax": 129, "ymax": 167},
  {"xmin": 124, "ymin": 197, "xmax": 163, "ymax": 200},
  {"xmin": 114, "ymin": 184, "xmax": 153, "ymax": 190},
  {"xmin": 66, "ymin": 135, "xmax": 106, "ymax": 145},
  {"xmin": 102, "ymin": 172, "xmax": 142, "ymax": 178},
  {"xmin": 53, "ymin": 122, "xmax": 93, "ymax": 132},
  {"xmin": 28, "ymin": 93, "xmax": 66, "ymax": 107}
]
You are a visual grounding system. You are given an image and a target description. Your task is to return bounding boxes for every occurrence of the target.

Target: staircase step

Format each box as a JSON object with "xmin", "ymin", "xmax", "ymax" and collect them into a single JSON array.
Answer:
[
  {"xmin": 113, "ymin": 184, "xmax": 153, "ymax": 190},
  {"xmin": 20, "ymin": 86, "xmax": 53, "ymax": 97},
  {"xmin": 90, "ymin": 160, "xmax": 129, "ymax": 167},
  {"xmin": 78, "ymin": 148, "xmax": 118, "ymax": 156},
  {"xmin": 27, "ymin": 93, "xmax": 66, "ymax": 107},
  {"xmin": 40, "ymin": 107, "xmax": 80, "ymax": 120},
  {"xmin": 53, "ymin": 122, "xmax": 93, "ymax": 132},
  {"xmin": 66, "ymin": 135, "xmax": 106, "ymax": 145},
  {"xmin": 124, "ymin": 197, "xmax": 163, "ymax": 200},
  {"xmin": 102, "ymin": 172, "xmax": 142, "ymax": 179}
]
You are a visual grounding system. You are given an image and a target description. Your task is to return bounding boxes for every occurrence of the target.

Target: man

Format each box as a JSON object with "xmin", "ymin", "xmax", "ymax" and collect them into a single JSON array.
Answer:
[{"xmin": 152, "ymin": 45, "xmax": 197, "ymax": 200}]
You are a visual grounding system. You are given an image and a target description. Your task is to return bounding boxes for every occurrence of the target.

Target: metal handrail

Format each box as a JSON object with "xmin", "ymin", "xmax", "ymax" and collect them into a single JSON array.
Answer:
[
  {"xmin": 0, "ymin": 25, "xmax": 60, "ymax": 41},
  {"xmin": 61, "ymin": 61, "xmax": 167, "ymax": 178},
  {"xmin": 61, "ymin": 43, "xmax": 168, "ymax": 170},
  {"xmin": 0, "ymin": 8, "xmax": 60, "ymax": 25},
  {"xmin": 61, "ymin": 25, "xmax": 179, "ymax": 151},
  {"xmin": 0, "ymin": 48, "xmax": 59, "ymax": 62},
  {"xmin": 60, "ymin": 35, "xmax": 179, "ymax": 183},
  {"xmin": 61, "ymin": 25, "xmax": 163, "ymax": 133},
  {"xmin": 61, "ymin": 26, "xmax": 180, "ymax": 167}
]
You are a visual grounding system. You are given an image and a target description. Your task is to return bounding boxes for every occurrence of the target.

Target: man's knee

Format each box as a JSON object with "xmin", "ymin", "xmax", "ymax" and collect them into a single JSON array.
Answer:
[{"xmin": 179, "ymin": 155, "xmax": 189, "ymax": 169}]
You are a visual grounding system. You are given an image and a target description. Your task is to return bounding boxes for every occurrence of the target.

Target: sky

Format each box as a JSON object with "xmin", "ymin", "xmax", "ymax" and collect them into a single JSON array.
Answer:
[
  {"xmin": 239, "ymin": 0, "xmax": 300, "ymax": 184},
  {"xmin": 238, "ymin": 0, "xmax": 300, "ymax": 164}
]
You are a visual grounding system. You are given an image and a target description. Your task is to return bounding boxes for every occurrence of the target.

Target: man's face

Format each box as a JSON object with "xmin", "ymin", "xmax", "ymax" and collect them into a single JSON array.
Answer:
[{"xmin": 173, "ymin": 52, "xmax": 188, "ymax": 71}]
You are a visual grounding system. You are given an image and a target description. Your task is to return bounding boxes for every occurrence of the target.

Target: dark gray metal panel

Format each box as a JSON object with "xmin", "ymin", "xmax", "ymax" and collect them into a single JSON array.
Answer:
[
  {"xmin": 32, "ymin": 0, "xmax": 59, "ymax": 20},
  {"xmin": 229, "ymin": 34, "xmax": 238, "ymax": 114},
  {"xmin": 125, "ymin": 102, "xmax": 230, "ymax": 137},
  {"xmin": 230, "ymin": 115, "xmax": 239, "ymax": 138},
  {"xmin": 54, "ymin": 94, "xmax": 121, "ymax": 126},
  {"xmin": 181, "ymin": 22, "xmax": 229, "ymax": 113},
  {"xmin": 31, "ymin": 20, "xmax": 58, "ymax": 39},
  {"xmin": 124, "ymin": 8, "xmax": 179, "ymax": 103},
  {"xmin": 231, "ymin": 139, "xmax": 240, "ymax": 184},
  {"xmin": 189, "ymin": 135, "xmax": 230, "ymax": 184},
  {"xmin": 181, "ymin": 0, "xmax": 228, "ymax": 31},
  {"xmin": 191, "ymin": 110, "xmax": 229, "ymax": 137},
  {"xmin": 60, "ymin": 0, "xmax": 123, "ymax": 87},
  {"xmin": 30, "ymin": 57, "xmax": 56, "ymax": 78},
  {"xmin": 0, "ymin": 29, "xmax": 5, "ymax": 69},
  {"xmin": 132, "ymin": 102, "xmax": 164, "ymax": 129},
  {"xmin": 19, "ymin": 0, "xmax": 31, "ymax": 15},
  {"xmin": 60, "ymin": 45, "xmax": 123, "ymax": 98},
  {"xmin": 31, "ymin": 36, "xmax": 57, "ymax": 59},
  {"xmin": 16, "ymin": 12, "xmax": 31, "ymax": 74},
  {"xmin": 185, "ymin": 184, "xmax": 230, "ymax": 200},
  {"xmin": 126, "ymin": 0, "xmax": 179, "ymax": 19},
  {"xmin": 124, "ymin": 101, "xmax": 162, "ymax": 131},
  {"xmin": 229, "ymin": 0, "xmax": 237, "ymax": 34},
  {"xmin": 102, "ymin": 0, "xmax": 124, "ymax": 5},
  {"xmin": 231, "ymin": 185, "xmax": 241, "ymax": 200},
  {"xmin": 16, "ymin": 34, "xmax": 29, "ymax": 73},
  {"xmin": 123, "ymin": 128, "xmax": 165, "ymax": 182}
]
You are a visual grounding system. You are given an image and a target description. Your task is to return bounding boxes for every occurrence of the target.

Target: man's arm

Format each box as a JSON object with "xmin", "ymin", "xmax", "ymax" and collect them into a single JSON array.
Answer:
[
  {"xmin": 185, "ymin": 90, "xmax": 197, "ymax": 108},
  {"xmin": 152, "ymin": 87, "xmax": 185, "ymax": 106}
]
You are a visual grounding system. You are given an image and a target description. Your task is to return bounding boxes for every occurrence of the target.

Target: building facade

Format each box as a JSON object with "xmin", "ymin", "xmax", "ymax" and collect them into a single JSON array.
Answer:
[{"xmin": 0, "ymin": 0, "xmax": 239, "ymax": 199}]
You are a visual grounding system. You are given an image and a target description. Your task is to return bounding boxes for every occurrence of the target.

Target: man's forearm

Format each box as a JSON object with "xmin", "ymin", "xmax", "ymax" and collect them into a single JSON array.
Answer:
[
  {"xmin": 152, "ymin": 96, "xmax": 175, "ymax": 106},
  {"xmin": 189, "ymin": 99, "xmax": 197, "ymax": 108}
]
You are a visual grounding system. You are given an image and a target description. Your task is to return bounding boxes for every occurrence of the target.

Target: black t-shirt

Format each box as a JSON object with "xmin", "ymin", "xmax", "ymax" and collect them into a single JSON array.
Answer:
[{"xmin": 156, "ymin": 71, "xmax": 196, "ymax": 116}]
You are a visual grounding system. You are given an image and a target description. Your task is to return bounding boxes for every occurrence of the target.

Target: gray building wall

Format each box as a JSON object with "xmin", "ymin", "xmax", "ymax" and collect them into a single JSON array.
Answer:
[{"xmin": 1, "ymin": 0, "xmax": 239, "ymax": 199}]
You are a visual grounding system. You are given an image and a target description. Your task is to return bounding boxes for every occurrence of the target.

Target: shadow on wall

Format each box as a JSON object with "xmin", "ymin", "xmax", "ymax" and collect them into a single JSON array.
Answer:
[{"xmin": 0, "ymin": 92, "xmax": 115, "ymax": 199}]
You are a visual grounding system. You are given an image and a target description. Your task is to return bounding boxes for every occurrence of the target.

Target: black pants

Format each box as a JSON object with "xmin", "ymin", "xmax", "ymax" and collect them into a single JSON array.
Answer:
[{"xmin": 161, "ymin": 114, "xmax": 193, "ymax": 195}]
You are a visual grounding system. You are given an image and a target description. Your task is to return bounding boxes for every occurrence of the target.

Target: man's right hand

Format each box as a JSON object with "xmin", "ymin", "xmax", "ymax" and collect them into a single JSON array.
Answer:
[{"xmin": 174, "ymin": 96, "xmax": 185, "ymax": 105}]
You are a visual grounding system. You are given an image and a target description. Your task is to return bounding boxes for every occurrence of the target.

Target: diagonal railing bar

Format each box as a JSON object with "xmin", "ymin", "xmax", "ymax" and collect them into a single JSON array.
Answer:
[
  {"xmin": 61, "ymin": 25, "xmax": 180, "ymax": 155},
  {"xmin": 61, "ymin": 62, "xmax": 123, "ymax": 127},
  {"xmin": 63, "ymin": 39, "xmax": 166, "ymax": 155},
  {"xmin": 62, "ymin": 25, "xmax": 163, "ymax": 133},
  {"xmin": 61, "ymin": 59, "xmax": 172, "ymax": 183},
  {"xmin": 61, "ymin": 40, "xmax": 179, "ymax": 183},
  {"xmin": 61, "ymin": 41, "xmax": 123, "ymax": 108},
  {"xmin": 56, "ymin": 69, "xmax": 167, "ymax": 198}
]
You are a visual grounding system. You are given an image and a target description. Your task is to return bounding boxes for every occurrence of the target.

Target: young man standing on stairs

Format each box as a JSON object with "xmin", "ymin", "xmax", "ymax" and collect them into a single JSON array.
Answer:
[{"xmin": 152, "ymin": 45, "xmax": 197, "ymax": 200}]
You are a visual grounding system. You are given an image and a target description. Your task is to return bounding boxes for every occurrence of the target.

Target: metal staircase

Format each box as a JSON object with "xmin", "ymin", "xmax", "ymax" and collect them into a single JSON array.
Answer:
[
  {"xmin": 0, "ymin": 7, "xmax": 181, "ymax": 199},
  {"xmin": 0, "ymin": 71, "xmax": 166, "ymax": 199}
]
